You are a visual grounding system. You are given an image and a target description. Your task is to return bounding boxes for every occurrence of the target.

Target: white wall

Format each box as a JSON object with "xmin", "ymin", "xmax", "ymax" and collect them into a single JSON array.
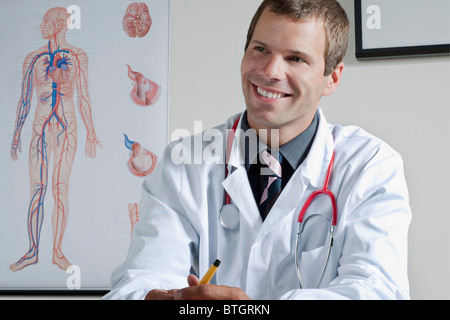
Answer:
[{"xmin": 169, "ymin": 0, "xmax": 450, "ymax": 299}]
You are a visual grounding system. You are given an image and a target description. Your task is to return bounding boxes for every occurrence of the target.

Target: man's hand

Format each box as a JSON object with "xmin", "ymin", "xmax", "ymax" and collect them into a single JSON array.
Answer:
[
  {"xmin": 145, "ymin": 288, "xmax": 179, "ymax": 300},
  {"xmin": 145, "ymin": 275, "xmax": 250, "ymax": 300},
  {"xmin": 174, "ymin": 275, "xmax": 250, "ymax": 300}
]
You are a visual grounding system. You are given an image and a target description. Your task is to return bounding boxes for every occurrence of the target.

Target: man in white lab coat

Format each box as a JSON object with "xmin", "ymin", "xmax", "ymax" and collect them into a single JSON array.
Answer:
[{"xmin": 104, "ymin": 0, "xmax": 411, "ymax": 300}]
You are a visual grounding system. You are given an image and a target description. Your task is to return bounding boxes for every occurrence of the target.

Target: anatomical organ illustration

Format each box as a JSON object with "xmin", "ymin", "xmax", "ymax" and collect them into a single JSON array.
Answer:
[
  {"xmin": 128, "ymin": 203, "xmax": 140, "ymax": 238},
  {"xmin": 123, "ymin": 2, "xmax": 152, "ymax": 38},
  {"xmin": 126, "ymin": 64, "xmax": 161, "ymax": 107},
  {"xmin": 123, "ymin": 134, "xmax": 157, "ymax": 177},
  {"xmin": 44, "ymin": 51, "xmax": 71, "ymax": 84}
]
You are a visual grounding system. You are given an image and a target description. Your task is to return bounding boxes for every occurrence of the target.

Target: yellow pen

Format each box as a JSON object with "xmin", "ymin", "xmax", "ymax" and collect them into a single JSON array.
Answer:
[{"xmin": 199, "ymin": 259, "xmax": 221, "ymax": 284}]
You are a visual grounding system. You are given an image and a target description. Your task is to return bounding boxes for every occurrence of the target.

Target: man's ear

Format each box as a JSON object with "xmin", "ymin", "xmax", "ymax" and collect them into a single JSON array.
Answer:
[{"xmin": 322, "ymin": 62, "xmax": 344, "ymax": 97}]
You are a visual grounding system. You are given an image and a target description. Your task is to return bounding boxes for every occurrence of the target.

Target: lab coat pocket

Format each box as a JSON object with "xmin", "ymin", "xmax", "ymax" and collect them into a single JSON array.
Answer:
[
  {"xmin": 296, "ymin": 200, "xmax": 334, "ymax": 288},
  {"xmin": 299, "ymin": 244, "xmax": 330, "ymax": 288}
]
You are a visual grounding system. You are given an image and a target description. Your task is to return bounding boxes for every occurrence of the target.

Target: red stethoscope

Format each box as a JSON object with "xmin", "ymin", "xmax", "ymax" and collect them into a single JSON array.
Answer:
[
  {"xmin": 295, "ymin": 149, "xmax": 337, "ymax": 288},
  {"xmin": 218, "ymin": 117, "xmax": 241, "ymax": 230},
  {"xmin": 219, "ymin": 116, "xmax": 338, "ymax": 288}
]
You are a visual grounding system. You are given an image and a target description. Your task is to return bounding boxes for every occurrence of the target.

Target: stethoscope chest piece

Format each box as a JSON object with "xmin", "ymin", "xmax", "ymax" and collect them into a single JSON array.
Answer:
[{"xmin": 219, "ymin": 204, "xmax": 240, "ymax": 230}]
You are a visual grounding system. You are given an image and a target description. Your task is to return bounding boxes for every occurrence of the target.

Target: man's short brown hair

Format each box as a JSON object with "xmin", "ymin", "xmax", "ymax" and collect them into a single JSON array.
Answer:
[{"xmin": 245, "ymin": 0, "xmax": 349, "ymax": 76}]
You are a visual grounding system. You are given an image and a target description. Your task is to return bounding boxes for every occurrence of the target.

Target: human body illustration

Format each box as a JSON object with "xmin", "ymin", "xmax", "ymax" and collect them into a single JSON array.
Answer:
[{"xmin": 10, "ymin": 7, "xmax": 102, "ymax": 272}]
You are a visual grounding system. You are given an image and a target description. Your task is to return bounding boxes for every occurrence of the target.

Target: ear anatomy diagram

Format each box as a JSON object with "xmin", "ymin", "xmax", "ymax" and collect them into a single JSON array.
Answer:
[
  {"xmin": 126, "ymin": 64, "xmax": 161, "ymax": 107},
  {"xmin": 9, "ymin": 7, "xmax": 102, "ymax": 272},
  {"xmin": 123, "ymin": 134, "xmax": 157, "ymax": 177},
  {"xmin": 123, "ymin": 2, "xmax": 152, "ymax": 38}
]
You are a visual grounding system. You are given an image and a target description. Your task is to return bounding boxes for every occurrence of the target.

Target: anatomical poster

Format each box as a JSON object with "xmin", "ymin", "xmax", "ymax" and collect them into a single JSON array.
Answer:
[{"xmin": 0, "ymin": 0, "xmax": 169, "ymax": 292}]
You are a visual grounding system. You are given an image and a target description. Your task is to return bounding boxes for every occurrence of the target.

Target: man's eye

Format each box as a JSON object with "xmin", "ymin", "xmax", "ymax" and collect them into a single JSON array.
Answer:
[
  {"xmin": 290, "ymin": 56, "xmax": 303, "ymax": 63},
  {"xmin": 256, "ymin": 47, "xmax": 266, "ymax": 52}
]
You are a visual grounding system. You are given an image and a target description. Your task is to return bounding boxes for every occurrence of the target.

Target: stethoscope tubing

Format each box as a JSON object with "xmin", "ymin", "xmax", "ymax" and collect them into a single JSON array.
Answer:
[
  {"xmin": 297, "ymin": 152, "xmax": 337, "ymax": 226},
  {"xmin": 295, "ymin": 151, "xmax": 337, "ymax": 289}
]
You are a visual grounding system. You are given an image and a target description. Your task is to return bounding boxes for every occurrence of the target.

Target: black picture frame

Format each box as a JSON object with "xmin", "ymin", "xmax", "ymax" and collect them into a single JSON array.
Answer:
[
  {"xmin": 354, "ymin": 0, "xmax": 450, "ymax": 59},
  {"xmin": 0, "ymin": 289, "xmax": 108, "ymax": 296}
]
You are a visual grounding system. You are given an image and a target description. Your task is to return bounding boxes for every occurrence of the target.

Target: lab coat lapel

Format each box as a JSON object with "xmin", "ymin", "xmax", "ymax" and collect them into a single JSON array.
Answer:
[
  {"xmin": 222, "ymin": 114, "xmax": 263, "ymax": 234},
  {"xmin": 222, "ymin": 166, "xmax": 262, "ymax": 234},
  {"xmin": 255, "ymin": 163, "xmax": 307, "ymax": 241},
  {"xmin": 302, "ymin": 109, "xmax": 334, "ymax": 189}
]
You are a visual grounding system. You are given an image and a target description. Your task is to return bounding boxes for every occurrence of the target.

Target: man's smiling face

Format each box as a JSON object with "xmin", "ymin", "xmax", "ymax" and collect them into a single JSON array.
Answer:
[{"xmin": 241, "ymin": 8, "xmax": 340, "ymax": 144}]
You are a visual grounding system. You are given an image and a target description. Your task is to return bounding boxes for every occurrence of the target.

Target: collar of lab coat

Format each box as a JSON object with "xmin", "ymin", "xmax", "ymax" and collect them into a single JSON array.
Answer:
[
  {"xmin": 226, "ymin": 108, "xmax": 334, "ymax": 189},
  {"xmin": 299, "ymin": 108, "xmax": 335, "ymax": 189}
]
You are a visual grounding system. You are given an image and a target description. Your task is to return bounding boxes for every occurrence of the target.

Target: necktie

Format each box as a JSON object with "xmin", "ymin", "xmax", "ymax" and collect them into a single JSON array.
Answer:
[{"xmin": 258, "ymin": 149, "xmax": 283, "ymax": 220}]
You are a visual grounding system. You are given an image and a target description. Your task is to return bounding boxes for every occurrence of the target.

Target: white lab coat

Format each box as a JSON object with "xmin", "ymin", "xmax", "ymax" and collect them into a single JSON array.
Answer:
[{"xmin": 104, "ymin": 109, "xmax": 411, "ymax": 300}]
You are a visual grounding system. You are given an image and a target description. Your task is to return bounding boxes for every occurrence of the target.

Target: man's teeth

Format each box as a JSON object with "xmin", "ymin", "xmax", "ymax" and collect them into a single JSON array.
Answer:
[{"xmin": 257, "ymin": 87, "xmax": 285, "ymax": 99}]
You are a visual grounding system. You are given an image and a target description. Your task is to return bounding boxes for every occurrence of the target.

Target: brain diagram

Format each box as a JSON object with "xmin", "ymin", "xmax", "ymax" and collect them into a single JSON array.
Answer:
[{"xmin": 122, "ymin": 2, "xmax": 152, "ymax": 38}]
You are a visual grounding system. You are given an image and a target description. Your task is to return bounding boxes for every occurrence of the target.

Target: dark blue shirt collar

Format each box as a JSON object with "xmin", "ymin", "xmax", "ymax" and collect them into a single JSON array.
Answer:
[{"xmin": 240, "ymin": 110, "xmax": 318, "ymax": 171}]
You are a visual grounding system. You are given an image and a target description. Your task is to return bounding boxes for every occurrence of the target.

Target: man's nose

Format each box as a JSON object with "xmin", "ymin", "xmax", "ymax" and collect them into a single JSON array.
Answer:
[{"xmin": 259, "ymin": 55, "xmax": 285, "ymax": 82}]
